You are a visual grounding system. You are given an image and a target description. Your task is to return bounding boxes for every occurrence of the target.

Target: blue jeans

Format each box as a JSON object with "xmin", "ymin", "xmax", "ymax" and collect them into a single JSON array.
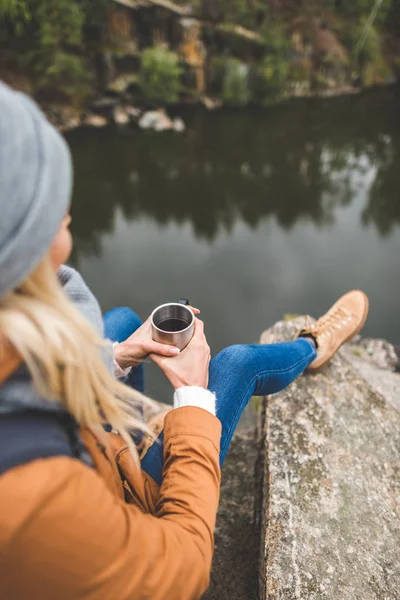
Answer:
[
  {"xmin": 104, "ymin": 307, "xmax": 145, "ymax": 393},
  {"xmin": 104, "ymin": 307, "xmax": 317, "ymax": 486}
]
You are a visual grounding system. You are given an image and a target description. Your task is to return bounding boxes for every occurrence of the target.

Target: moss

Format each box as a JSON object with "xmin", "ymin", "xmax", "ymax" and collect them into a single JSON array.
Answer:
[
  {"xmin": 283, "ymin": 313, "xmax": 300, "ymax": 321},
  {"xmin": 352, "ymin": 347, "xmax": 364, "ymax": 357}
]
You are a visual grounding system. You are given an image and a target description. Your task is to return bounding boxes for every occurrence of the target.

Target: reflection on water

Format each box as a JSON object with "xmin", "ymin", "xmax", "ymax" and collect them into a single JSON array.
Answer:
[
  {"xmin": 67, "ymin": 86, "xmax": 400, "ymax": 405},
  {"xmin": 68, "ymin": 87, "xmax": 400, "ymax": 250}
]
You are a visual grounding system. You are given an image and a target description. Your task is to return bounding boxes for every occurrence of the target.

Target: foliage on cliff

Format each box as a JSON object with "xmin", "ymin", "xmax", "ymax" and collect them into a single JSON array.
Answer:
[
  {"xmin": 137, "ymin": 47, "xmax": 183, "ymax": 105},
  {"xmin": 0, "ymin": 0, "xmax": 106, "ymax": 99},
  {"xmin": 0, "ymin": 0, "xmax": 399, "ymax": 105}
]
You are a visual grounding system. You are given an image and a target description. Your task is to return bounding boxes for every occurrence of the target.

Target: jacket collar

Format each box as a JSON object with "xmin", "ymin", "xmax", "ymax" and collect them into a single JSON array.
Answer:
[
  {"xmin": 0, "ymin": 345, "xmax": 21, "ymax": 386},
  {"xmin": 0, "ymin": 350, "xmax": 64, "ymax": 415}
]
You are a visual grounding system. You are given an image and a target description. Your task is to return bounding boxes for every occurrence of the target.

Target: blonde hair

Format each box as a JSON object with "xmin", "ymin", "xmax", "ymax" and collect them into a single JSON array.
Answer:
[{"xmin": 0, "ymin": 256, "xmax": 155, "ymax": 460}]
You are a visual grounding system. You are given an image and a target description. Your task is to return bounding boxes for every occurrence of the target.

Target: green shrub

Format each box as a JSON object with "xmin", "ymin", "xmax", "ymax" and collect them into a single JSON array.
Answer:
[
  {"xmin": 34, "ymin": 1, "xmax": 91, "ymax": 98},
  {"xmin": 250, "ymin": 54, "xmax": 288, "ymax": 104},
  {"xmin": 248, "ymin": 21, "xmax": 289, "ymax": 103},
  {"xmin": 260, "ymin": 21, "xmax": 289, "ymax": 55},
  {"xmin": 36, "ymin": 52, "xmax": 91, "ymax": 99},
  {"xmin": 137, "ymin": 46, "xmax": 183, "ymax": 105},
  {"xmin": 0, "ymin": 0, "xmax": 107, "ymax": 100},
  {"xmin": 327, "ymin": 0, "xmax": 391, "ymax": 25},
  {"xmin": 203, "ymin": 0, "xmax": 269, "ymax": 30},
  {"xmin": 0, "ymin": 0, "xmax": 30, "ymax": 32},
  {"xmin": 209, "ymin": 57, "xmax": 251, "ymax": 106},
  {"xmin": 342, "ymin": 18, "xmax": 393, "ymax": 84},
  {"xmin": 208, "ymin": 57, "xmax": 226, "ymax": 95},
  {"xmin": 344, "ymin": 19, "xmax": 381, "ymax": 61},
  {"xmin": 210, "ymin": 57, "xmax": 253, "ymax": 106}
]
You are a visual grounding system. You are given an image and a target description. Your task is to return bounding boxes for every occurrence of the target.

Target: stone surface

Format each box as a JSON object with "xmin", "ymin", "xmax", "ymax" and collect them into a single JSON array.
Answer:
[
  {"xmin": 138, "ymin": 109, "xmax": 174, "ymax": 131},
  {"xmin": 258, "ymin": 319, "xmax": 400, "ymax": 600},
  {"xmin": 113, "ymin": 106, "xmax": 130, "ymax": 125},
  {"xmin": 84, "ymin": 113, "xmax": 108, "ymax": 128},
  {"xmin": 203, "ymin": 431, "xmax": 260, "ymax": 600},
  {"xmin": 107, "ymin": 73, "xmax": 137, "ymax": 94},
  {"xmin": 137, "ymin": 109, "xmax": 186, "ymax": 132},
  {"xmin": 172, "ymin": 117, "xmax": 186, "ymax": 132}
]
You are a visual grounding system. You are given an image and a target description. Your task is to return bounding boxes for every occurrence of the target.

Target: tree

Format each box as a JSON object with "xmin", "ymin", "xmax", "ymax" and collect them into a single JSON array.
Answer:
[
  {"xmin": 0, "ymin": 0, "xmax": 107, "ymax": 99},
  {"xmin": 137, "ymin": 47, "xmax": 183, "ymax": 105}
]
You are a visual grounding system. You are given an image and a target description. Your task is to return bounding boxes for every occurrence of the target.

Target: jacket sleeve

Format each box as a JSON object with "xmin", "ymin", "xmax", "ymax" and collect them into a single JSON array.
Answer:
[{"xmin": 3, "ymin": 407, "xmax": 221, "ymax": 600}]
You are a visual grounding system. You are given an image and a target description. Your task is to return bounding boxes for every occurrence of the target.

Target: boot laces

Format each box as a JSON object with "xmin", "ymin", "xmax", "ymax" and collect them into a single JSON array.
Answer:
[{"xmin": 309, "ymin": 306, "xmax": 352, "ymax": 341}]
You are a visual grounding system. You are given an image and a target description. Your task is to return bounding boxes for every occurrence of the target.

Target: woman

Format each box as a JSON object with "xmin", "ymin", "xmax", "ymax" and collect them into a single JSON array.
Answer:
[{"xmin": 0, "ymin": 81, "xmax": 368, "ymax": 600}]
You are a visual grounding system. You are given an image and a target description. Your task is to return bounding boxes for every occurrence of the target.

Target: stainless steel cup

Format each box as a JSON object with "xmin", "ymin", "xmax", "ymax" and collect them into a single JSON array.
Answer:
[{"xmin": 151, "ymin": 301, "xmax": 194, "ymax": 351}]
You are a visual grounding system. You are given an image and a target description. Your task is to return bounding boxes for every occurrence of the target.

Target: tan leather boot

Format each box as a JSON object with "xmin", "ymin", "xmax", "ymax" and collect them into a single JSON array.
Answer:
[{"xmin": 297, "ymin": 290, "xmax": 369, "ymax": 372}]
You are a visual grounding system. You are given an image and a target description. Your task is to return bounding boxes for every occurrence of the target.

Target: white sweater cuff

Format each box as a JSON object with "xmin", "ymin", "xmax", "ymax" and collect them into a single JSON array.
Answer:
[
  {"xmin": 112, "ymin": 342, "xmax": 132, "ymax": 379},
  {"xmin": 173, "ymin": 387, "xmax": 216, "ymax": 416}
]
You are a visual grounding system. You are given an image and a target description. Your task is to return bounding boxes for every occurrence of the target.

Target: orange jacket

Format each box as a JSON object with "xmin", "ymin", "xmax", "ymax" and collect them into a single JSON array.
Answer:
[{"xmin": 0, "ymin": 404, "xmax": 221, "ymax": 600}]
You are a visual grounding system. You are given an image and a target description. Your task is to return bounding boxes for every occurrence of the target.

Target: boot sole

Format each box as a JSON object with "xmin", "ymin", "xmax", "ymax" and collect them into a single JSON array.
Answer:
[{"xmin": 307, "ymin": 291, "xmax": 370, "ymax": 373}]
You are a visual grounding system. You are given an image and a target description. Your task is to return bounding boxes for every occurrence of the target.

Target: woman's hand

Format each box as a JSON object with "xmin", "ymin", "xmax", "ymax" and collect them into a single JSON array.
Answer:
[
  {"xmin": 149, "ymin": 318, "xmax": 211, "ymax": 389},
  {"xmin": 113, "ymin": 317, "xmax": 179, "ymax": 369},
  {"xmin": 113, "ymin": 308, "xmax": 200, "ymax": 370}
]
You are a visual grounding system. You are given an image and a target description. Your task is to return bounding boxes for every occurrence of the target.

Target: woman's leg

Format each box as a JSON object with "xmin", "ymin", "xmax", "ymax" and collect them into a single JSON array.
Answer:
[
  {"xmin": 209, "ymin": 338, "xmax": 316, "ymax": 462},
  {"xmin": 103, "ymin": 306, "xmax": 145, "ymax": 393},
  {"xmin": 141, "ymin": 338, "xmax": 316, "ymax": 485}
]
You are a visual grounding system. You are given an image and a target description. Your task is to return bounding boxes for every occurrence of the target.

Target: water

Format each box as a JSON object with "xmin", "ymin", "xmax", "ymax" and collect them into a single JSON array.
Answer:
[
  {"xmin": 156, "ymin": 318, "xmax": 190, "ymax": 332},
  {"xmin": 67, "ymin": 86, "xmax": 400, "ymax": 407}
]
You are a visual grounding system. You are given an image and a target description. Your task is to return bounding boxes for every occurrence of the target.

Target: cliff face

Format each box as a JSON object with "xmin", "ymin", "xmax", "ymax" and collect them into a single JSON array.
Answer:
[
  {"xmin": 206, "ymin": 320, "xmax": 400, "ymax": 599},
  {"xmin": 1, "ymin": 0, "xmax": 399, "ymax": 113},
  {"xmin": 103, "ymin": 1, "xmax": 396, "ymax": 104}
]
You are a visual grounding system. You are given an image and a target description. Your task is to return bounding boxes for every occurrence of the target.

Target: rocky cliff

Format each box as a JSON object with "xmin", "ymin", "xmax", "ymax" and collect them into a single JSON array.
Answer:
[
  {"xmin": 205, "ymin": 319, "xmax": 400, "ymax": 599},
  {"xmin": 2, "ymin": 0, "xmax": 399, "ymax": 128}
]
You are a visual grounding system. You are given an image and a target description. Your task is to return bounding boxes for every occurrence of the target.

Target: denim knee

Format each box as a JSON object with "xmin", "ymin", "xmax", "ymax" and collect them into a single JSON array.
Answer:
[
  {"xmin": 211, "ymin": 344, "xmax": 252, "ymax": 370},
  {"xmin": 103, "ymin": 306, "xmax": 143, "ymax": 343},
  {"xmin": 114, "ymin": 307, "xmax": 143, "ymax": 331}
]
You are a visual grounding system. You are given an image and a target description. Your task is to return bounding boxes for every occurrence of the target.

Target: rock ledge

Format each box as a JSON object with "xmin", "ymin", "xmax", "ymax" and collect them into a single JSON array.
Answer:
[{"xmin": 258, "ymin": 319, "xmax": 400, "ymax": 600}]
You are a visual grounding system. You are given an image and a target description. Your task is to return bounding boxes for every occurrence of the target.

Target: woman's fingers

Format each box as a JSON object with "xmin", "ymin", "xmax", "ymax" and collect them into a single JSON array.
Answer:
[
  {"xmin": 194, "ymin": 317, "xmax": 204, "ymax": 333},
  {"xmin": 142, "ymin": 340, "xmax": 180, "ymax": 357},
  {"xmin": 148, "ymin": 352, "xmax": 164, "ymax": 367}
]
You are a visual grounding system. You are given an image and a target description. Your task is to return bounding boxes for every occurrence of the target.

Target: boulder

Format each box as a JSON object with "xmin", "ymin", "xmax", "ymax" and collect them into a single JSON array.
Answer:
[
  {"xmin": 201, "ymin": 96, "xmax": 223, "ymax": 111},
  {"xmin": 137, "ymin": 111, "xmax": 186, "ymax": 132},
  {"xmin": 84, "ymin": 113, "xmax": 108, "ymax": 128},
  {"xmin": 257, "ymin": 319, "xmax": 400, "ymax": 600},
  {"xmin": 138, "ymin": 109, "xmax": 177, "ymax": 132},
  {"xmin": 113, "ymin": 105, "xmax": 130, "ymax": 125},
  {"xmin": 172, "ymin": 117, "xmax": 186, "ymax": 132},
  {"xmin": 107, "ymin": 74, "xmax": 137, "ymax": 95},
  {"xmin": 126, "ymin": 106, "xmax": 141, "ymax": 119}
]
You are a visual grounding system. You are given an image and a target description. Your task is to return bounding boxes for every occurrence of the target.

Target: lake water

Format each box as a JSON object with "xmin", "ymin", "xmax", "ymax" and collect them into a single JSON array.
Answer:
[{"xmin": 67, "ymin": 86, "xmax": 400, "ymax": 408}]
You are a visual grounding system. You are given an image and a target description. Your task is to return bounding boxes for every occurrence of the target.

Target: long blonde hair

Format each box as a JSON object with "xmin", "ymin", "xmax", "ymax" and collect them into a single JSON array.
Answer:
[{"xmin": 0, "ymin": 256, "xmax": 155, "ymax": 459}]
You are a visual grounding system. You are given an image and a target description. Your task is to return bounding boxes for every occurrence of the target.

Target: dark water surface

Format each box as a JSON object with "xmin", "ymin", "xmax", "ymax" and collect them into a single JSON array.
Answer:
[{"xmin": 67, "ymin": 86, "xmax": 400, "ymax": 405}]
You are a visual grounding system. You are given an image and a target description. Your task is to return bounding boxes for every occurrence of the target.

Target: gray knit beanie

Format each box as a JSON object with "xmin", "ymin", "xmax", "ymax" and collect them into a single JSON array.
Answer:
[{"xmin": 0, "ymin": 81, "xmax": 72, "ymax": 298}]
